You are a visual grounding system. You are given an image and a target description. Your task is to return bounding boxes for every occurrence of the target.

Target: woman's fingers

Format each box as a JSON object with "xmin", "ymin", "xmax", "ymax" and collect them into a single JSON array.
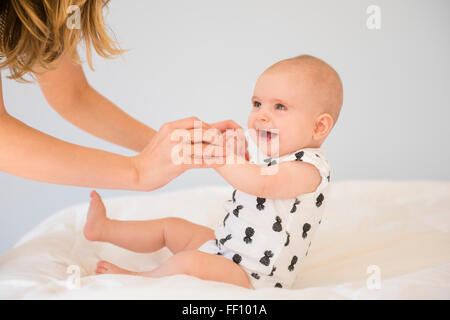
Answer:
[
  {"xmin": 161, "ymin": 118, "xmax": 220, "ymax": 145},
  {"xmin": 161, "ymin": 116, "xmax": 211, "ymax": 133},
  {"xmin": 187, "ymin": 127, "xmax": 222, "ymax": 144},
  {"xmin": 169, "ymin": 124, "xmax": 248, "ymax": 164},
  {"xmin": 210, "ymin": 120, "xmax": 242, "ymax": 132},
  {"xmin": 175, "ymin": 135, "xmax": 246, "ymax": 165},
  {"xmin": 211, "ymin": 120, "xmax": 249, "ymax": 159},
  {"xmin": 163, "ymin": 118, "xmax": 246, "ymax": 146},
  {"xmin": 176, "ymin": 141, "xmax": 225, "ymax": 160}
]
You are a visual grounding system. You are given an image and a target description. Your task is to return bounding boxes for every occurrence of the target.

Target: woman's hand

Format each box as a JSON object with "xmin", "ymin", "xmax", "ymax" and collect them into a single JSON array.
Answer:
[
  {"xmin": 131, "ymin": 117, "xmax": 248, "ymax": 191},
  {"xmin": 210, "ymin": 120, "xmax": 250, "ymax": 161}
]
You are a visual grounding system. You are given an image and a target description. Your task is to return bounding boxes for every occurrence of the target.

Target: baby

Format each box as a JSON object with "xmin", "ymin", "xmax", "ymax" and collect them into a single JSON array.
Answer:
[{"xmin": 83, "ymin": 54, "xmax": 343, "ymax": 289}]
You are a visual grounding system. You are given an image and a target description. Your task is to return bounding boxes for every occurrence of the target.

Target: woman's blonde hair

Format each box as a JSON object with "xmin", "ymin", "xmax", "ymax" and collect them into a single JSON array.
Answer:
[{"xmin": 0, "ymin": 0, "xmax": 125, "ymax": 82}]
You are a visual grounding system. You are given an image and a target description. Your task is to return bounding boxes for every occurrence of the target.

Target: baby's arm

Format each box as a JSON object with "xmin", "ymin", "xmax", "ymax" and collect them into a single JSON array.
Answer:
[{"xmin": 214, "ymin": 153, "xmax": 322, "ymax": 199}]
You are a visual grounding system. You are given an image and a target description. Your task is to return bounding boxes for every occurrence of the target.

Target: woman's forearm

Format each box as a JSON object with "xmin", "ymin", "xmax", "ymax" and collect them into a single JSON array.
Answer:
[
  {"xmin": 0, "ymin": 113, "xmax": 140, "ymax": 190},
  {"xmin": 35, "ymin": 54, "xmax": 155, "ymax": 153},
  {"xmin": 54, "ymin": 85, "xmax": 156, "ymax": 152}
]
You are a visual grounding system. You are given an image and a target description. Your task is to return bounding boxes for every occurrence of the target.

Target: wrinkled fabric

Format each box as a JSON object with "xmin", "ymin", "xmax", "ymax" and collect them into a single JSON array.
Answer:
[{"xmin": 0, "ymin": 181, "xmax": 449, "ymax": 299}]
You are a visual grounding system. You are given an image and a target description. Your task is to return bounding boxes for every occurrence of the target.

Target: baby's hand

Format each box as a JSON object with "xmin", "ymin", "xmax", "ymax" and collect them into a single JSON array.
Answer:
[
  {"xmin": 224, "ymin": 128, "xmax": 247, "ymax": 160},
  {"xmin": 210, "ymin": 120, "xmax": 249, "ymax": 161}
]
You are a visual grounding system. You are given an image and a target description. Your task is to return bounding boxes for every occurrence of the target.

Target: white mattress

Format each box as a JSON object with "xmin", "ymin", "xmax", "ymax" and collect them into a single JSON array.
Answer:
[{"xmin": 0, "ymin": 180, "xmax": 449, "ymax": 299}]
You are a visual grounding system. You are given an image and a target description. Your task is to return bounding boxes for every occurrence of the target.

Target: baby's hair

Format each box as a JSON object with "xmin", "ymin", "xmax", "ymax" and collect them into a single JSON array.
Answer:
[
  {"xmin": 268, "ymin": 54, "xmax": 344, "ymax": 128},
  {"xmin": 295, "ymin": 54, "xmax": 342, "ymax": 124}
]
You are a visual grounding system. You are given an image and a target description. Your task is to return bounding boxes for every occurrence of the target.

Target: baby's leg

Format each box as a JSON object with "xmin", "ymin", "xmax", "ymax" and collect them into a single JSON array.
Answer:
[
  {"xmin": 84, "ymin": 190, "xmax": 215, "ymax": 254},
  {"xmin": 96, "ymin": 250, "xmax": 251, "ymax": 289}
]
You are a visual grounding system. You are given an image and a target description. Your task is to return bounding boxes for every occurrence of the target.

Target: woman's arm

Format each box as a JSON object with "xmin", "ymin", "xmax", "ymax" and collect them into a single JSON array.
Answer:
[
  {"xmin": 35, "ymin": 53, "xmax": 155, "ymax": 152},
  {"xmin": 1, "ymin": 73, "xmax": 227, "ymax": 191},
  {"xmin": 0, "ymin": 110, "xmax": 139, "ymax": 190},
  {"xmin": 1, "ymin": 71, "xmax": 138, "ymax": 189},
  {"xmin": 0, "ymin": 109, "xmax": 229, "ymax": 191}
]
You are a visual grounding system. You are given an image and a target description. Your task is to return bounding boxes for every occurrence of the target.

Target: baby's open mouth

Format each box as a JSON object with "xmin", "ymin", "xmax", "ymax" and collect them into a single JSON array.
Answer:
[{"xmin": 258, "ymin": 129, "xmax": 278, "ymax": 141}]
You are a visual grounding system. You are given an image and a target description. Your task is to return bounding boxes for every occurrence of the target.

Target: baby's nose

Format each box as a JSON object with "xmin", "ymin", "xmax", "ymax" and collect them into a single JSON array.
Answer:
[{"xmin": 257, "ymin": 112, "xmax": 270, "ymax": 122}]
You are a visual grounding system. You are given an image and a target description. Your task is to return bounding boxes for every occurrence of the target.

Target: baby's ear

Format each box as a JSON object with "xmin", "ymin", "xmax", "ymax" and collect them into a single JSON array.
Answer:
[{"xmin": 314, "ymin": 113, "xmax": 334, "ymax": 140}]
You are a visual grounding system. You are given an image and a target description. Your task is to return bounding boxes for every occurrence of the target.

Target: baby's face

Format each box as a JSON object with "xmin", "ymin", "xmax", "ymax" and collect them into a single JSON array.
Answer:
[{"xmin": 247, "ymin": 68, "xmax": 318, "ymax": 157}]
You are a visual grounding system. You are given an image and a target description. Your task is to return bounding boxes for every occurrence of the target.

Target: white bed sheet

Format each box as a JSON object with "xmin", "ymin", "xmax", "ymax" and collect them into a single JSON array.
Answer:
[{"xmin": 0, "ymin": 180, "xmax": 449, "ymax": 299}]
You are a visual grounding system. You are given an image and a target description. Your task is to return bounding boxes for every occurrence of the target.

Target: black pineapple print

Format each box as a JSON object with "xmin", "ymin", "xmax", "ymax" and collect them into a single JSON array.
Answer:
[
  {"xmin": 269, "ymin": 266, "xmax": 276, "ymax": 276},
  {"xmin": 284, "ymin": 231, "xmax": 290, "ymax": 246},
  {"xmin": 288, "ymin": 256, "xmax": 298, "ymax": 271},
  {"xmin": 269, "ymin": 266, "xmax": 277, "ymax": 277},
  {"xmin": 219, "ymin": 234, "xmax": 232, "ymax": 245},
  {"xmin": 232, "ymin": 254, "xmax": 242, "ymax": 264},
  {"xmin": 223, "ymin": 212, "xmax": 230, "ymax": 226},
  {"xmin": 263, "ymin": 157, "xmax": 277, "ymax": 166},
  {"xmin": 260, "ymin": 250, "xmax": 274, "ymax": 266},
  {"xmin": 290, "ymin": 198, "xmax": 300, "ymax": 213},
  {"xmin": 272, "ymin": 216, "xmax": 282, "ymax": 232},
  {"xmin": 233, "ymin": 205, "xmax": 243, "ymax": 217},
  {"xmin": 316, "ymin": 193, "xmax": 324, "ymax": 207},
  {"xmin": 256, "ymin": 197, "xmax": 266, "ymax": 211},
  {"xmin": 294, "ymin": 151, "xmax": 304, "ymax": 161},
  {"xmin": 243, "ymin": 227, "xmax": 255, "ymax": 244},
  {"xmin": 251, "ymin": 273, "xmax": 260, "ymax": 280},
  {"xmin": 232, "ymin": 189, "xmax": 237, "ymax": 203},
  {"xmin": 302, "ymin": 223, "xmax": 311, "ymax": 239}
]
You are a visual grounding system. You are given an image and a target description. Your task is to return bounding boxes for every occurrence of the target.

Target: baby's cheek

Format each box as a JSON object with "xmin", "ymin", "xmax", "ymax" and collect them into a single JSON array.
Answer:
[
  {"xmin": 281, "ymin": 127, "xmax": 303, "ymax": 149},
  {"xmin": 247, "ymin": 114, "xmax": 256, "ymax": 131},
  {"xmin": 280, "ymin": 128, "xmax": 295, "ymax": 144}
]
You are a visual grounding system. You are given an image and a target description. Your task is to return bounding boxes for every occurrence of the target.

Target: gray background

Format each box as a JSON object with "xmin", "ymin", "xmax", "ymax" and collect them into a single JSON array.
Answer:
[{"xmin": 1, "ymin": 0, "xmax": 449, "ymax": 255}]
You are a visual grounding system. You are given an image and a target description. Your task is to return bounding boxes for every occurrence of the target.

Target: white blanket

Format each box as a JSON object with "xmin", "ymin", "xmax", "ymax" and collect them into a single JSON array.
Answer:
[{"xmin": 1, "ymin": 180, "xmax": 449, "ymax": 299}]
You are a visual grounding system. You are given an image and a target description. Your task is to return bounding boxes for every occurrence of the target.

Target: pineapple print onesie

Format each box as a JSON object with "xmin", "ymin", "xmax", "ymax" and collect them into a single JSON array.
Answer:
[{"xmin": 198, "ymin": 147, "xmax": 331, "ymax": 289}]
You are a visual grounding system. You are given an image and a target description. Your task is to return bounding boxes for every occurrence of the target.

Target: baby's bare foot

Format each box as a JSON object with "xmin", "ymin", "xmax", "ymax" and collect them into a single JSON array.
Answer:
[
  {"xmin": 83, "ymin": 190, "xmax": 109, "ymax": 241},
  {"xmin": 95, "ymin": 260, "xmax": 137, "ymax": 276}
]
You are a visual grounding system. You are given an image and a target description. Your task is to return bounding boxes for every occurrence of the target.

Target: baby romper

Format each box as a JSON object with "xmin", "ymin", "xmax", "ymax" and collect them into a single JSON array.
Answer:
[{"xmin": 198, "ymin": 147, "xmax": 331, "ymax": 289}]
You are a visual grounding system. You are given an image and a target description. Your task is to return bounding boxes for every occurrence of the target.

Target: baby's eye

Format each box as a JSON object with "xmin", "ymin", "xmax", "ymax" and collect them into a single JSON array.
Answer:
[
  {"xmin": 276, "ymin": 104, "xmax": 286, "ymax": 110},
  {"xmin": 253, "ymin": 101, "xmax": 262, "ymax": 108}
]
